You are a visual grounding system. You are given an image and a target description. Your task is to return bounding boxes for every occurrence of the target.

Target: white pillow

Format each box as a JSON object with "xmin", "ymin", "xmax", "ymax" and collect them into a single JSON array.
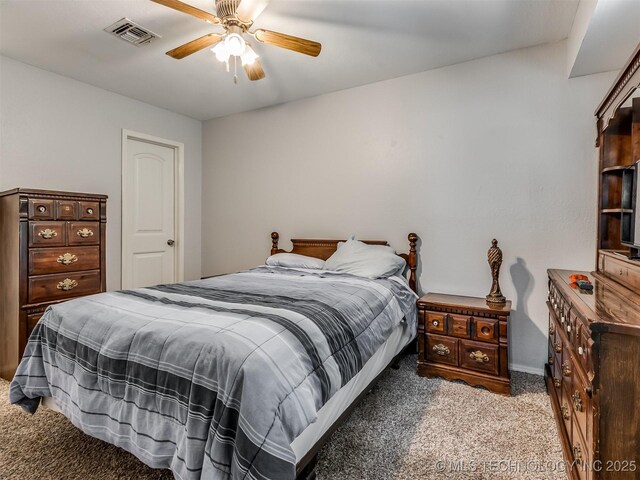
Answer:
[
  {"xmin": 266, "ymin": 253, "xmax": 326, "ymax": 269},
  {"xmin": 324, "ymin": 238, "xmax": 406, "ymax": 279}
]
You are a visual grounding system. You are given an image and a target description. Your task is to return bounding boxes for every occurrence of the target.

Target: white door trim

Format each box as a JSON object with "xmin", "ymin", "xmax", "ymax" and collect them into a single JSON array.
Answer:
[{"xmin": 121, "ymin": 129, "xmax": 185, "ymax": 289}]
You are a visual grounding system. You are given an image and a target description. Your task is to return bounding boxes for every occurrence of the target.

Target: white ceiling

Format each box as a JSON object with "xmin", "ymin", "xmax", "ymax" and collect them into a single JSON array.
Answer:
[
  {"xmin": 0, "ymin": 0, "xmax": 581, "ymax": 120},
  {"xmin": 569, "ymin": 0, "xmax": 640, "ymax": 78}
]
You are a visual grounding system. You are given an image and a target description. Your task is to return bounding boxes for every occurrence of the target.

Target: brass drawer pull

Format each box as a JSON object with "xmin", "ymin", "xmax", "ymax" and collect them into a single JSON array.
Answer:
[
  {"xmin": 561, "ymin": 403, "xmax": 570, "ymax": 420},
  {"xmin": 562, "ymin": 361, "xmax": 571, "ymax": 377},
  {"xmin": 57, "ymin": 278, "xmax": 78, "ymax": 291},
  {"xmin": 470, "ymin": 350, "xmax": 489, "ymax": 363},
  {"xmin": 38, "ymin": 228, "xmax": 58, "ymax": 239},
  {"xmin": 432, "ymin": 320, "xmax": 439, "ymax": 327},
  {"xmin": 432, "ymin": 344, "xmax": 450, "ymax": 356},
  {"xmin": 56, "ymin": 253, "xmax": 78, "ymax": 266},
  {"xmin": 77, "ymin": 228, "xmax": 94, "ymax": 238},
  {"xmin": 572, "ymin": 391, "xmax": 583, "ymax": 412}
]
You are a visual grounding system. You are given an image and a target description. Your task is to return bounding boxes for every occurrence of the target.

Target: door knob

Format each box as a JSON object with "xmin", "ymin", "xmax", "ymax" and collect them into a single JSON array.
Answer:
[{"xmin": 167, "ymin": 239, "xmax": 175, "ymax": 246}]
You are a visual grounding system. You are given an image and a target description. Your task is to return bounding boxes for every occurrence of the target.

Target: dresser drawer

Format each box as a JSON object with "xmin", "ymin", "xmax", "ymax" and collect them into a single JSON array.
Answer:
[
  {"xmin": 449, "ymin": 314, "xmax": 471, "ymax": 338},
  {"xmin": 28, "ymin": 270, "xmax": 101, "ymax": 304},
  {"xmin": 459, "ymin": 339, "xmax": 499, "ymax": 375},
  {"xmin": 571, "ymin": 423, "xmax": 591, "ymax": 480},
  {"xmin": 67, "ymin": 222, "xmax": 99, "ymax": 246},
  {"xmin": 426, "ymin": 334, "xmax": 458, "ymax": 366},
  {"xmin": 55, "ymin": 200, "xmax": 78, "ymax": 220},
  {"xmin": 552, "ymin": 356, "xmax": 563, "ymax": 399},
  {"xmin": 571, "ymin": 366, "xmax": 591, "ymax": 447},
  {"xmin": 576, "ymin": 328, "xmax": 594, "ymax": 376},
  {"xmin": 29, "ymin": 246, "xmax": 100, "ymax": 275},
  {"xmin": 28, "ymin": 199, "xmax": 55, "ymax": 220},
  {"xmin": 560, "ymin": 383, "xmax": 573, "ymax": 445},
  {"xmin": 78, "ymin": 201, "xmax": 100, "ymax": 220},
  {"xmin": 602, "ymin": 255, "xmax": 640, "ymax": 290},
  {"xmin": 26, "ymin": 312, "xmax": 43, "ymax": 338},
  {"xmin": 548, "ymin": 309, "xmax": 557, "ymax": 343},
  {"xmin": 426, "ymin": 312, "xmax": 446, "ymax": 334},
  {"xmin": 553, "ymin": 330, "xmax": 565, "ymax": 366},
  {"xmin": 29, "ymin": 221, "xmax": 66, "ymax": 247},
  {"xmin": 473, "ymin": 318, "xmax": 498, "ymax": 343},
  {"xmin": 560, "ymin": 354, "xmax": 573, "ymax": 394}
]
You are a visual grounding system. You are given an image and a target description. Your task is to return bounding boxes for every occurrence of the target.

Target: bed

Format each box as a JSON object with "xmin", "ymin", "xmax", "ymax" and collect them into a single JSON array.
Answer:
[{"xmin": 10, "ymin": 232, "xmax": 419, "ymax": 480}]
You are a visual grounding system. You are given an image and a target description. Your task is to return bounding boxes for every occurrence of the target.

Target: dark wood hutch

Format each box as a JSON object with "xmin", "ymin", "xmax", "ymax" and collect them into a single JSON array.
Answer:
[{"xmin": 545, "ymin": 42, "xmax": 640, "ymax": 479}]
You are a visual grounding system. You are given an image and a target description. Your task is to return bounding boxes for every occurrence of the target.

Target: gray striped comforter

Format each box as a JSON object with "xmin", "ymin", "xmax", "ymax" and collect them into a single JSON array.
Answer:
[{"xmin": 10, "ymin": 266, "xmax": 417, "ymax": 480}]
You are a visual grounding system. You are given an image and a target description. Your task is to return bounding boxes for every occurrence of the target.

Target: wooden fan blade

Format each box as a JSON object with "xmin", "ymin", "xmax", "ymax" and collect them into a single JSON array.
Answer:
[
  {"xmin": 166, "ymin": 33, "xmax": 224, "ymax": 59},
  {"xmin": 236, "ymin": 0, "xmax": 270, "ymax": 23},
  {"xmin": 253, "ymin": 29, "xmax": 321, "ymax": 57},
  {"xmin": 151, "ymin": 0, "xmax": 219, "ymax": 24},
  {"xmin": 244, "ymin": 58, "xmax": 266, "ymax": 81}
]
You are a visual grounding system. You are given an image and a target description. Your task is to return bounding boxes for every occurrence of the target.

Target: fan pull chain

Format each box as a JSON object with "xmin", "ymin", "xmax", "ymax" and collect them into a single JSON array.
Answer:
[{"xmin": 233, "ymin": 55, "xmax": 238, "ymax": 85}]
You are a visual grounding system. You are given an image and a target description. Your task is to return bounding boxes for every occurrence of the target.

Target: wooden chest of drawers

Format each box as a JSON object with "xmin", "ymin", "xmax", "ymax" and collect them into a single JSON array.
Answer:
[
  {"xmin": 546, "ymin": 269, "xmax": 640, "ymax": 479},
  {"xmin": 0, "ymin": 188, "xmax": 107, "ymax": 380},
  {"xmin": 417, "ymin": 293, "xmax": 511, "ymax": 395}
]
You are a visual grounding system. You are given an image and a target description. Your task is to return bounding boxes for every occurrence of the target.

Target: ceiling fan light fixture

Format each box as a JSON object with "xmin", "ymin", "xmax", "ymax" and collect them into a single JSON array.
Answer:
[
  {"xmin": 241, "ymin": 45, "xmax": 259, "ymax": 66},
  {"xmin": 225, "ymin": 32, "xmax": 245, "ymax": 57},
  {"xmin": 212, "ymin": 41, "xmax": 230, "ymax": 62}
]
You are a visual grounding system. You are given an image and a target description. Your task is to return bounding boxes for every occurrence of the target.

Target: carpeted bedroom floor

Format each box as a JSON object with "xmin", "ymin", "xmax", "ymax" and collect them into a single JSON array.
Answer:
[{"xmin": 0, "ymin": 355, "xmax": 565, "ymax": 480}]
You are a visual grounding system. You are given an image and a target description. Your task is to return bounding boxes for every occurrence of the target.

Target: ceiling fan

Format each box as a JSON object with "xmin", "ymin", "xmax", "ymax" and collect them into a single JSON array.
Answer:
[{"xmin": 152, "ymin": 0, "xmax": 322, "ymax": 82}]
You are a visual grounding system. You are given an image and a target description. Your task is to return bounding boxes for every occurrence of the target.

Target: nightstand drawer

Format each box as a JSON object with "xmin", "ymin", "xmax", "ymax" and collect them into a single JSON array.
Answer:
[
  {"xmin": 459, "ymin": 339, "xmax": 499, "ymax": 375},
  {"xmin": 426, "ymin": 334, "xmax": 458, "ymax": 366},
  {"xmin": 426, "ymin": 312, "xmax": 446, "ymax": 333},
  {"xmin": 417, "ymin": 293, "xmax": 511, "ymax": 396},
  {"xmin": 473, "ymin": 318, "xmax": 498, "ymax": 343},
  {"xmin": 450, "ymin": 314, "xmax": 471, "ymax": 338}
]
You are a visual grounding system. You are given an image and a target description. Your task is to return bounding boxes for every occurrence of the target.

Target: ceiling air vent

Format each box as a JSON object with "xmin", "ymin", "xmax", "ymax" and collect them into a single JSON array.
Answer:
[{"xmin": 105, "ymin": 18, "xmax": 160, "ymax": 46}]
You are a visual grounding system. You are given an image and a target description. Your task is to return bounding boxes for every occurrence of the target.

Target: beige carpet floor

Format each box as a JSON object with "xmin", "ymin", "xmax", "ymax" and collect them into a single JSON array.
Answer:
[{"xmin": 1, "ymin": 355, "xmax": 565, "ymax": 480}]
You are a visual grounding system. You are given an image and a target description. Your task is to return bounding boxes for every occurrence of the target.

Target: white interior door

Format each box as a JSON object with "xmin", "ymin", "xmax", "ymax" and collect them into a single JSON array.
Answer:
[{"xmin": 122, "ymin": 133, "xmax": 184, "ymax": 289}]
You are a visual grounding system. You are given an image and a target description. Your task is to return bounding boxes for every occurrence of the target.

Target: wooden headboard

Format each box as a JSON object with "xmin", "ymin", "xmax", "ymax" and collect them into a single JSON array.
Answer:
[{"xmin": 270, "ymin": 232, "xmax": 418, "ymax": 293}]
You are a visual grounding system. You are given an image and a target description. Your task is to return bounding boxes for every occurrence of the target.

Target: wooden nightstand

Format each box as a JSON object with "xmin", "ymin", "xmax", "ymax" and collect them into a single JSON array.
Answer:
[{"xmin": 417, "ymin": 293, "xmax": 512, "ymax": 395}]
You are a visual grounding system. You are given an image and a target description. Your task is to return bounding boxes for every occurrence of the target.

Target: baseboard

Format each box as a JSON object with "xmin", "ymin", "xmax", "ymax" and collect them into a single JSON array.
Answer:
[{"xmin": 509, "ymin": 363, "xmax": 544, "ymax": 376}]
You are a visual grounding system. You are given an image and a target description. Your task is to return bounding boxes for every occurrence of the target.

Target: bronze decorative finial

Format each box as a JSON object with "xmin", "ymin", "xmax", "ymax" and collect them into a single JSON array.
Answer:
[{"xmin": 486, "ymin": 239, "xmax": 506, "ymax": 305}]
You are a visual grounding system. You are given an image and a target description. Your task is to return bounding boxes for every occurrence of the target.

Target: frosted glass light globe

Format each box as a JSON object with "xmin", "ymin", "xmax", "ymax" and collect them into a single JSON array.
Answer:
[
  {"xmin": 225, "ymin": 33, "xmax": 245, "ymax": 57},
  {"xmin": 212, "ymin": 42, "xmax": 230, "ymax": 63},
  {"xmin": 241, "ymin": 45, "xmax": 259, "ymax": 66}
]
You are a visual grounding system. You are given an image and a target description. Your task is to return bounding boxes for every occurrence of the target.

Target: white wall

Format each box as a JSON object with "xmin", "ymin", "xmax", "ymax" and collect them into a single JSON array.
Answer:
[
  {"xmin": 201, "ymin": 40, "xmax": 617, "ymax": 374},
  {"xmin": 0, "ymin": 56, "xmax": 202, "ymax": 289}
]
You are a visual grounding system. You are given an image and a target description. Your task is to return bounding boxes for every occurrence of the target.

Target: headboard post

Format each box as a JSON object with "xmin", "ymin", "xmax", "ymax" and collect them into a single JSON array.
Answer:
[
  {"xmin": 408, "ymin": 233, "xmax": 418, "ymax": 293},
  {"xmin": 271, "ymin": 232, "xmax": 280, "ymax": 255}
]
